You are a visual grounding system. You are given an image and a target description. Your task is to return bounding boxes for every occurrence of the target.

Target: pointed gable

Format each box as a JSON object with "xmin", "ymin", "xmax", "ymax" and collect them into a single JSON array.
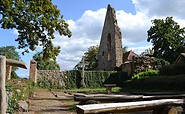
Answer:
[{"xmin": 97, "ymin": 4, "xmax": 123, "ymax": 70}]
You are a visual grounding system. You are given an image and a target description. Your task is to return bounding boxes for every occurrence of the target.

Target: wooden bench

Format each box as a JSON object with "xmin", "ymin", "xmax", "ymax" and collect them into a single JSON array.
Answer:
[
  {"xmin": 104, "ymin": 84, "xmax": 116, "ymax": 94},
  {"xmin": 76, "ymin": 99, "xmax": 185, "ymax": 114}
]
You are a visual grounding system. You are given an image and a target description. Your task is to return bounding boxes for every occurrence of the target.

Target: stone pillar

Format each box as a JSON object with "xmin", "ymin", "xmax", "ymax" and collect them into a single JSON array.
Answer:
[
  {"xmin": 29, "ymin": 60, "xmax": 37, "ymax": 83},
  {"xmin": 0, "ymin": 56, "xmax": 6, "ymax": 114},
  {"xmin": 6, "ymin": 65, "xmax": 12, "ymax": 80}
]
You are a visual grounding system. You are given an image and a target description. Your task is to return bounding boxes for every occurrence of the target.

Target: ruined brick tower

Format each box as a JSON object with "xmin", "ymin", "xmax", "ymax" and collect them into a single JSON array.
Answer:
[{"xmin": 97, "ymin": 4, "xmax": 123, "ymax": 70}]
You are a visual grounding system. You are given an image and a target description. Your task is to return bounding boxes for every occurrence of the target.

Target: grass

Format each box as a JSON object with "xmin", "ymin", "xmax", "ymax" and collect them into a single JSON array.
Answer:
[
  {"xmin": 62, "ymin": 99, "xmax": 79, "ymax": 112},
  {"xmin": 51, "ymin": 87, "xmax": 122, "ymax": 93}
]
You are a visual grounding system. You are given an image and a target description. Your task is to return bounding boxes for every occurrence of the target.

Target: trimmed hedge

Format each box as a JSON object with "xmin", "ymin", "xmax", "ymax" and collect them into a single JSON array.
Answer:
[
  {"xmin": 125, "ymin": 75, "xmax": 185, "ymax": 91},
  {"xmin": 160, "ymin": 63, "xmax": 185, "ymax": 76}
]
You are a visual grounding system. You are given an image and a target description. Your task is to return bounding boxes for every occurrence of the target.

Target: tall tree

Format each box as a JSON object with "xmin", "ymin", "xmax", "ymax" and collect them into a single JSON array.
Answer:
[
  {"xmin": 84, "ymin": 45, "xmax": 99, "ymax": 70},
  {"xmin": 147, "ymin": 17, "xmax": 185, "ymax": 63},
  {"xmin": 0, "ymin": 0, "xmax": 71, "ymax": 61},
  {"xmin": 33, "ymin": 52, "xmax": 60, "ymax": 70},
  {"xmin": 0, "ymin": 46, "xmax": 20, "ymax": 78},
  {"xmin": 85, "ymin": 45, "xmax": 99, "ymax": 69}
]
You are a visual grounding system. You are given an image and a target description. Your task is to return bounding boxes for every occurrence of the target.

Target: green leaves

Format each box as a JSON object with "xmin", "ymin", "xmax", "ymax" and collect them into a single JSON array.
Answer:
[
  {"xmin": 33, "ymin": 52, "xmax": 60, "ymax": 70},
  {"xmin": 147, "ymin": 17, "xmax": 185, "ymax": 63},
  {"xmin": 0, "ymin": 0, "xmax": 72, "ymax": 60},
  {"xmin": 84, "ymin": 45, "xmax": 99, "ymax": 70}
]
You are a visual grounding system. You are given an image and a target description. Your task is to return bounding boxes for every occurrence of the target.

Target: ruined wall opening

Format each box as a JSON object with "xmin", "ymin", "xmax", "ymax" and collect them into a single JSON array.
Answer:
[
  {"xmin": 102, "ymin": 51, "xmax": 104, "ymax": 61},
  {"xmin": 107, "ymin": 33, "xmax": 111, "ymax": 61}
]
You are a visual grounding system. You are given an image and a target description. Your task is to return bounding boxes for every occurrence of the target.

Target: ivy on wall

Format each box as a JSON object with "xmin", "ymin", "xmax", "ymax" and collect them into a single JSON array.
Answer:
[{"xmin": 37, "ymin": 70, "xmax": 128, "ymax": 89}]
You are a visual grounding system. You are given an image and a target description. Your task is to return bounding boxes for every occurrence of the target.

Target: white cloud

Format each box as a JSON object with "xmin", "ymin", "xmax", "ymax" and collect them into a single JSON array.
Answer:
[
  {"xmin": 117, "ymin": 11, "xmax": 151, "ymax": 43},
  {"xmin": 133, "ymin": 0, "xmax": 185, "ymax": 19},
  {"xmin": 13, "ymin": 29, "xmax": 18, "ymax": 35}
]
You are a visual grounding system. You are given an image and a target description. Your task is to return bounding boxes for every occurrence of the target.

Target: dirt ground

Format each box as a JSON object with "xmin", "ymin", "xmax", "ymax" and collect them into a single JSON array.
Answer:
[{"xmin": 25, "ymin": 89, "xmax": 76, "ymax": 114}]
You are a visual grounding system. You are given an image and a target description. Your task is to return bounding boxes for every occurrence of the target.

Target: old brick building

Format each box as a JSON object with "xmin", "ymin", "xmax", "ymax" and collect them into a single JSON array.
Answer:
[{"xmin": 97, "ymin": 4, "xmax": 123, "ymax": 70}]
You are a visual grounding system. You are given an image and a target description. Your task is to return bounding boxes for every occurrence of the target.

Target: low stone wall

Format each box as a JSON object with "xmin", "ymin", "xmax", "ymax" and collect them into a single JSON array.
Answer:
[{"xmin": 37, "ymin": 70, "xmax": 66, "ymax": 88}]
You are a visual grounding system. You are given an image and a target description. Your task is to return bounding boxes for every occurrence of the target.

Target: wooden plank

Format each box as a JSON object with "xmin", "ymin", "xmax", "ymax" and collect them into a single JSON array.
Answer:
[
  {"xmin": 6, "ymin": 59, "xmax": 28, "ymax": 69},
  {"xmin": 74, "ymin": 95, "xmax": 143, "ymax": 101},
  {"xmin": 74, "ymin": 93, "xmax": 185, "ymax": 102},
  {"xmin": 76, "ymin": 99, "xmax": 185, "ymax": 114}
]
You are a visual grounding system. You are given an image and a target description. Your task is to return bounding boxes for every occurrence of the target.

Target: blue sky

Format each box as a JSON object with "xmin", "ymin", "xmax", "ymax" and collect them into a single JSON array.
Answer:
[{"xmin": 1, "ymin": 0, "xmax": 185, "ymax": 78}]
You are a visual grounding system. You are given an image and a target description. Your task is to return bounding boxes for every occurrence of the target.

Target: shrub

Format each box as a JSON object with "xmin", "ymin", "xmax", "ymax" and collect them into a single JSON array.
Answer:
[
  {"xmin": 155, "ymin": 58, "xmax": 170, "ymax": 70},
  {"xmin": 132, "ymin": 69, "xmax": 158, "ymax": 79},
  {"xmin": 6, "ymin": 79, "xmax": 36, "ymax": 113},
  {"xmin": 160, "ymin": 63, "xmax": 185, "ymax": 76}
]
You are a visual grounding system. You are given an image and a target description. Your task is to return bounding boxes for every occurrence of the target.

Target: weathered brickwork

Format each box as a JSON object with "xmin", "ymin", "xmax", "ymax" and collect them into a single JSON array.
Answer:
[
  {"xmin": 37, "ymin": 70, "xmax": 66, "ymax": 88},
  {"xmin": 97, "ymin": 4, "xmax": 123, "ymax": 70}
]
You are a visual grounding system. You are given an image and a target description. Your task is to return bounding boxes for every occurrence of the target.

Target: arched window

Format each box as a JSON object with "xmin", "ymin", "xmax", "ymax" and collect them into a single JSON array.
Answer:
[{"xmin": 107, "ymin": 33, "xmax": 111, "ymax": 61}]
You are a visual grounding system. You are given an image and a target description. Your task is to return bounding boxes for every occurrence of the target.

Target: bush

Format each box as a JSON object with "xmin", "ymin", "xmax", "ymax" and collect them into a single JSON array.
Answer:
[
  {"xmin": 6, "ymin": 79, "xmax": 36, "ymax": 113},
  {"xmin": 155, "ymin": 58, "xmax": 170, "ymax": 70},
  {"xmin": 160, "ymin": 63, "xmax": 185, "ymax": 76},
  {"xmin": 132, "ymin": 69, "xmax": 158, "ymax": 80}
]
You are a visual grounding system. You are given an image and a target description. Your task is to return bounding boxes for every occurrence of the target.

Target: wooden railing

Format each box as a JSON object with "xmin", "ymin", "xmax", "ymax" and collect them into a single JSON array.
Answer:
[{"xmin": 0, "ymin": 56, "xmax": 27, "ymax": 114}]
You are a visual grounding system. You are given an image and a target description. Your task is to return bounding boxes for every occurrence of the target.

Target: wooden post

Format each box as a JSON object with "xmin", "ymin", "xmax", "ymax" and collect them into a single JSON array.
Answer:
[
  {"xmin": 6, "ymin": 66, "xmax": 12, "ymax": 80},
  {"xmin": 0, "ymin": 56, "xmax": 6, "ymax": 114},
  {"xmin": 29, "ymin": 60, "xmax": 37, "ymax": 83},
  {"xmin": 82, "ymin": 56, "xmax": 85, "ymax": 87}
]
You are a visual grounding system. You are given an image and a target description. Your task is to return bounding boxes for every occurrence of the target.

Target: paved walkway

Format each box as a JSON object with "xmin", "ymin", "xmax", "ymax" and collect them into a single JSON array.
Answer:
[{"xmin": 27, "ymin": 89, "xmax": 76, "ymax": 114}]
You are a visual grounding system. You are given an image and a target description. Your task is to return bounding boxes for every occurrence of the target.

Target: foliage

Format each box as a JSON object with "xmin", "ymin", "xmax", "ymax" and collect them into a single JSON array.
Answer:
[
  {"xmin": 64, "ymin": 70, "xmax": 82, "ymax": 89},
  {"xmin": 6, "ymin": 85, "xmax": 18, "ymax": 114},
  {"xmin": 0, "ymin": 46, "xmax": 21, "ymax": 78},
  {"xmin": 6, "ymin": 79, "xmax": 36, "ymax": 113},
  {"xmin": 132, "ymin": 69, "xmax": 159, "ymax": 80},
  {"xmin": 122, "ymin": 46, "xmax": 128, "ymax": 54},
  {"xmin": 155, "ymin": 58, "xmax": 170, "ymax": 70},
  {"xmin": 125, "ymin": 75, "xmax": 185, "ymax": 91},
  {"xmin": 140, "ymin": 48, "xmax": 154, "ymax": 56},
  {"xmin": 159, "ymin": 63, "xmax": 185, "ymax": 76},
  {"xmin": 84, "ymin": 45, "xmax": 99, "ymax": 70},
  {"xmin": 84, "ymin": 71, "xmax": 117, "ymax": 88},
  {"xmin": 104, "ymin": 71, "xmax": 129, "ymax": 86},
  {"xmin": 33, "ymin": 52, "xmax": 60, "ymax": 70},
  {"xmin": 0, "ymin": 46, "xmax": 20, "ymax": 60},
  {"xmin": 147, "ymin": 17, "xmax": 185, "ymax": 63},
  {"xmin": 0, "ymin": 0, "xmax": 71, "ymax": 61}
]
